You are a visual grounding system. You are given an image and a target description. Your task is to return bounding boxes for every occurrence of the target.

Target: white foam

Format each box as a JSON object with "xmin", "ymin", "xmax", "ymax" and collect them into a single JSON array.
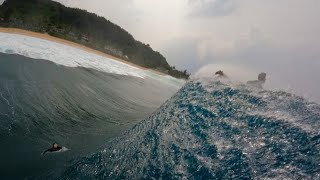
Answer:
[
  {"xmin": 0, "ymin": 32, "xmax": 148, "ymax": 78},
  {"xmin": 57, "ymin": 147, "xmax": 69, "ymax": 153},
  {"xmin": 0, "ymin": 32, "xmax": 187, "ymax": 88}
]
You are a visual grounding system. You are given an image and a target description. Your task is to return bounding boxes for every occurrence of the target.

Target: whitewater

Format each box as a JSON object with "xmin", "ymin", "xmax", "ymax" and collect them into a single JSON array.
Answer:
[
  {"xmin": 61, "ymin": 78, "xmax": 320, "ymax": 179},
  {"xmin": 0, "ymin": 32, "xmax": 184, "ymax": 88}
]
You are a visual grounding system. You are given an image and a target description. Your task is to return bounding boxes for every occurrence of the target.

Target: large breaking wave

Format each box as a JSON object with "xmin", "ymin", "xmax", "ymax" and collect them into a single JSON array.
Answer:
[
  {"xmin": 0, "ymin": 52, "xmax": 182, "ymax": 179},
  {"xmin": 61, "ymin": 78, "xmax": 320, "ymax": 179}
]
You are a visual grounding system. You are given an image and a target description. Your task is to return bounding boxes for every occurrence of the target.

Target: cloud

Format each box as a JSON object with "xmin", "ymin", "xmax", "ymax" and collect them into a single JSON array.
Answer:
[
  {"xmin": 159, "ymin": 23, "xmax": 320, "ymax": 101},
  {"xmin": 191, "ymin": 27, "xmax": 320, "ymax": 102},
  {"xmin": 188, "ymin": 0, "xmax": 237, "ymax": 18}
]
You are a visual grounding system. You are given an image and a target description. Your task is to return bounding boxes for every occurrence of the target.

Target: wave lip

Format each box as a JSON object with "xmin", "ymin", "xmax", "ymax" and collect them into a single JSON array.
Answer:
[
  {"xmin": 0, "ymin": 32, "xmax": 146, "ymax": 78},
  {"xmin": 61, "ymin": 79, "xmax": 320, "ymax": 179}
]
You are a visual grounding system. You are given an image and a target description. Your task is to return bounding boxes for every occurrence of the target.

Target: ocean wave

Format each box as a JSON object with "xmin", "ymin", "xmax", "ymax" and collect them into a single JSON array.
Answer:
[
  {"xmin": 61, "ymin": 78, "xmax": 320, "ymax": 179},
  {"xmin": 0, "ymin": 53, "xmax": 183, "ymax": 179}
]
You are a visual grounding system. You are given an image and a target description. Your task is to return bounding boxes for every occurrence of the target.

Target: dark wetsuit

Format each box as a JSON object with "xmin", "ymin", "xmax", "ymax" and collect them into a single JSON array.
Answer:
[{"xmin": 42, "ymin": 146, "xmax": 62, "ymax": 154}]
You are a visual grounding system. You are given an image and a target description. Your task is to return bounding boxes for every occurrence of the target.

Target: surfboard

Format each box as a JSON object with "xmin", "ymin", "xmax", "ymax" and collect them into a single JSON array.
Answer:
[{"xmin": 41, "ymin": 147, "xmax": 69, "ymax": 155}]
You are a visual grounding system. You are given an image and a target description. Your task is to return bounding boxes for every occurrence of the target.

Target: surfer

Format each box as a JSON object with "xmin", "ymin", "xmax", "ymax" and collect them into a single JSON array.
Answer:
[
  {"xmin": 247, "ymin": 72, "xmax": 266, "ymax": 88},
  {"xmin": 42, "ymin": 143, "xmax": 62, "ymax": 154},
  {"xmin": 215, "ymin": 70, "xmax": 228, "ymax": 78}
]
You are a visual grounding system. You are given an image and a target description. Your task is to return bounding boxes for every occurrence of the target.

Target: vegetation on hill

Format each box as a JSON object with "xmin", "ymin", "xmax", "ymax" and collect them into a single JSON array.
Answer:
[{"xmin": 0, "ymin": 0, "xmax": 189, "ymax": 79}]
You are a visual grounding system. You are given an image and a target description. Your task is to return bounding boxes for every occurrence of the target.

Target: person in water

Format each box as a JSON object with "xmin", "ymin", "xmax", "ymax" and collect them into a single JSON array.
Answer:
[
  {"xmin": 215, "ymin": 70, "xmax": 228, "ymax": 78},
  {"xmin": 247, "ymin": 72, "xmax": 266, "ymax": 88},
  {"xmin": 42, "ymin": 143, "xmax": 62, "ymax": 154}
]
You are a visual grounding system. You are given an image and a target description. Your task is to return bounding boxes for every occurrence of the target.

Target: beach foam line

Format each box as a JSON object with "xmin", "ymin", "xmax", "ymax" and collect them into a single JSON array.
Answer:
[{"xmin": 0, "ymin": 31, "xmax": 146, "ymax": 78}]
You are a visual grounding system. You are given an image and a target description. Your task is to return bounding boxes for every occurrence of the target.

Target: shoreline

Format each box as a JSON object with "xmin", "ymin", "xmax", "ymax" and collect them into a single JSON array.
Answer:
[{"xmin": 0, "ymin": 27, "xmax": 167, "ymax": 76}]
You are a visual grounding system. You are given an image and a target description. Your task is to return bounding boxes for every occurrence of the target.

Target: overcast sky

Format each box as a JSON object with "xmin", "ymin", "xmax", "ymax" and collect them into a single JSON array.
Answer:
[{"xmin": 1, "ymin": 0, "xmax": 320, "ymax": 102}]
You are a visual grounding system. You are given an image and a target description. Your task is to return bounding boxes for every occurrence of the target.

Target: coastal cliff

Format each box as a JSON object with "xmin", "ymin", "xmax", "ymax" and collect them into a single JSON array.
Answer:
[{"xmin": 0, "ymin": 0, "xmax": 189, "ymax": 79}]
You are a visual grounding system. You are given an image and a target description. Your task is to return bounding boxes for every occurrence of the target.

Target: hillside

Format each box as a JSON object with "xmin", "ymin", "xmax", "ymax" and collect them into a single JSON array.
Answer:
[{"xmin": 0, "ymin": 0, "xmax": 189, "ymax": 79}]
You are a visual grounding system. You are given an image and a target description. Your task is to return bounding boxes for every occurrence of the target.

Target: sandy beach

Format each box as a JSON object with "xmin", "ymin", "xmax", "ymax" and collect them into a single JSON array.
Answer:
[{"xmin": 0, "ymin": 27, "xmax": 166, "ymax": 76}]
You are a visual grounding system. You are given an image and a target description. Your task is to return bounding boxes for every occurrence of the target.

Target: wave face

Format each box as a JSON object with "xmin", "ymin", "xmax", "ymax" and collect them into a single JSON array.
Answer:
[
  {"xmin": 61, "ymin": 78, "xmax": 320, "ymax": 179},
  {"xmin": 0, "ymin": 53, "xmax": 182, "ymax": 179}
]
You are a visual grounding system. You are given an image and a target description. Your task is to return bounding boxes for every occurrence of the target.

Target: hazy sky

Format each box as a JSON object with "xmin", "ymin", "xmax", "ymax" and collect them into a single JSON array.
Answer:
[{"xmin": 1, "ymin": 0, "xmax": 320, "ymax": 101}]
